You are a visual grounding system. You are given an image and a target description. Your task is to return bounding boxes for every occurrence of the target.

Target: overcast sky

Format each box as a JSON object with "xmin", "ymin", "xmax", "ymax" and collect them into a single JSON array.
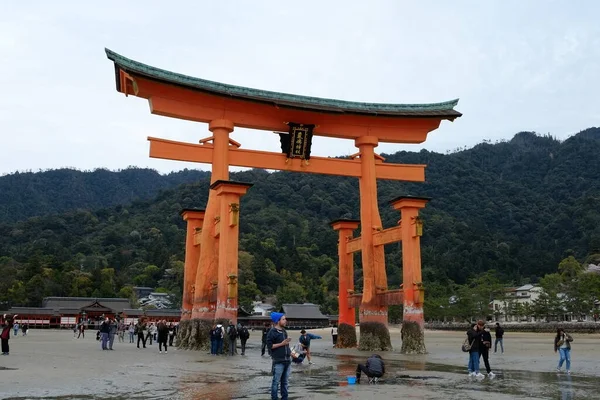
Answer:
[{"xmin": 1, "ymin": 1, "xmax": 599, "ymax": 176}]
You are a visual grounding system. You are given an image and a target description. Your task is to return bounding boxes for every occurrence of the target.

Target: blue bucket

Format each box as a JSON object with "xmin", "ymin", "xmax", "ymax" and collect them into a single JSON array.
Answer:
[{"xmin": 347, "ymin": 376, "xmax": 357, "ymax": 384}]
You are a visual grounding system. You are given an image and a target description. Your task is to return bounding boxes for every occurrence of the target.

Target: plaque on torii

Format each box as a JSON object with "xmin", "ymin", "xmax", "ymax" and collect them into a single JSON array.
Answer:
[{"xmin": 106, "ymin": 49, "xmax": 461, "ymax": 353}]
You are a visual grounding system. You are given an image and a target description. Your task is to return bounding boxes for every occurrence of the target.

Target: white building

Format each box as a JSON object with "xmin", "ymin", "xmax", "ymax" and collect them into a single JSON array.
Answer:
[
  {"xmin": 139, "ymin": 292, "xmax": 172, "ymax": 309},
  {"xmin": 491, "ymin": 284, "xmax": 543, "ymax": 322},
  {"xmin": 252, "ymin": 301, "xmax": 275, "ymax": 316}
]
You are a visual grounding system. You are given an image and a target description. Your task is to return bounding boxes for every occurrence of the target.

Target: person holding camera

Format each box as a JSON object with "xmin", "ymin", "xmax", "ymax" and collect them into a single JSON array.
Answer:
[
  {"xmin": 554, "ymin": 328, "xmax": 573, "ymax": 374},
  {"xmin": 466, "ymin": 321, "xmax": 485, "ymax": 378},
  {"xmin": 267, "ymin": 312, "xmax": 292, "ymax": 400}
]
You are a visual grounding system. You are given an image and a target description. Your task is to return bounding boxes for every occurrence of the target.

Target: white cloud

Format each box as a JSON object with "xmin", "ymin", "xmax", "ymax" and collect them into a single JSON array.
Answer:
[{"xmin": 1, "ymin": 1, "xmax": 599, "ymax": 175}]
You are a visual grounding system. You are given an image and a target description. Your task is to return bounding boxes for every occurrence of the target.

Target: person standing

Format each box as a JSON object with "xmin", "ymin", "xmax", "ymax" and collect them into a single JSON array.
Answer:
[
  {"xmin": 555, "ymin": 328, "xmax": 574, "ymax": 374},
  {"xmin": 1, "ymin": 314, "xmax": 16, "ymax": 355},
  {"xmin": 267, "ymin": 312, "xmax": 292, "ymax": 400},
  {"xmin": 13, "ymin": 322, "xmax": 19, "ymax": 337},
  {"xmin": 78, "ymin": 322, "xmax": 85, "ymax": 339},
  {"xmin": 157, "ymin": 320, "xmax": 169, "ymax": 353},
  {"xmin": 227, "ymin": 321, "xmax": 238, "ymax": 356},
  {"xmin": 128, "ymin": 323, "xmax": 135, "ymax": 343},
  {"xmin": 356, "ymin": 354, "xmax": 385, "ymax": 383},
  {"xmin": 331, "ymin": 325, "xmax": 338, "ymax": 348},
  {"xmin": 239, "ymin": 324, "xmax": 250, "ymax": 356},
  {"xmin": 216, "ymin": 324, "xmax": 224, "ymax": 355},
  {"xmin": 479, "ymin": 324, "xmax": 495, "ymax": 378},
  {"xmin": 146, "ymin": 323, "xmax": 155, "ymax": 345},
  {"xmin": 494, "ymin": 322, "xmax": 504, "ymax": 353},
  {"xmin": 467, "ymin": 321, "xmax": 484, "ymax": 378},
  {"xmin": 99, "ymin": 318, "xmax": 110, "ymax": 350},
  {"xmin": 299, "ymin": 329, "xmax": 322, "ymax": 365},
  {"xmin": 210, "ymin": 324, "xmax": 219, "ymax": 355},
  {"xmin": 108, "ymin": 318, "xmax": 118, "ymax": 350},
  {"xmin": 261, "ymin": 323, "xmax": 271, "ymax": 356},
  {"xmin": 137, "ymin": 320, "xmax": 147, "ymax": 349},
  {"xmin": 168, "ymin": 323, "xmax": 176, "ymax": 347}
]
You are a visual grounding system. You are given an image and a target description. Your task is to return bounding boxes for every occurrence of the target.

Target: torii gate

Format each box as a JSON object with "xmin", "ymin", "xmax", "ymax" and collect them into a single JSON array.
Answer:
[{"xmin": 105, "ymin": 49, "xmax": 461, "ymax": 352}]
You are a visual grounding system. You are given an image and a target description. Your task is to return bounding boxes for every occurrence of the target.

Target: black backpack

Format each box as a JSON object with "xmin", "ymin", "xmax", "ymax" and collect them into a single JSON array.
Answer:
[
  {"xmin": 240, "ymin": 327, "xmax": 249, "ymax": 340},
  {"xmin": 228, "ymin": 326, "xmax": 237, "ymax": 339}
]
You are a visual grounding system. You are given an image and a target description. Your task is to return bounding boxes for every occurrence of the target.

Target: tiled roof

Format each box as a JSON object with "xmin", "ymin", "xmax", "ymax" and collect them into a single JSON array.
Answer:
[
  {"xmin": 106, "ymin": 49, "xmax": 461, "ymax": 119},
  {"xmin": 145, "ymin": 309, "xmax": 181, "ymax": 316},
  {"xmin": 42, "ymin": 297, "xmax": 132, "ymax": 313},
  {"xmin": 282, "ymin": 303, "xmax": 328, "ymax": 320},
  {"xmin": 7, "ymin": 307, "xmax": 56, "ymax": 315},
  {"xmin": 122, "ymin": 309, "xmax": 145, "ymax": 316}
]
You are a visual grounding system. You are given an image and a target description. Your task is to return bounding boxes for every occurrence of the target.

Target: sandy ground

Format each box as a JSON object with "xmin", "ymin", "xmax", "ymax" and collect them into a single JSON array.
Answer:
[{"xmin": 1, "ymin": 327, "xmax": 598, "ymax": 399}]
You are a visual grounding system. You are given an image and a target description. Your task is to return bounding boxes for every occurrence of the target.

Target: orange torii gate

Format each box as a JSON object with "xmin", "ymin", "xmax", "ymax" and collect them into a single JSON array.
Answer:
[{"xmin": 105, "ymin": 49, "xmax": 461, "ymax": 352}]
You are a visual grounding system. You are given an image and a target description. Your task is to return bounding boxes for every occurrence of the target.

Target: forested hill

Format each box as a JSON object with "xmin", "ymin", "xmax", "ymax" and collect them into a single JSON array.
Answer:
[
  {"xmin": 0, "ymin": 167, "xmax": 210, "ymax": 223},
  {"xmin": 0, "ymin": 128, "xmax": 599, "ymax": 311}
]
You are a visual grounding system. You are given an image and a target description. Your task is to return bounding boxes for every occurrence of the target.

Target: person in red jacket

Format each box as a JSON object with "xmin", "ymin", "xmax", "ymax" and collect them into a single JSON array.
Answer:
[{"xmin": 1, "ymin": 314, "xmax": 17, "ymax": 355}]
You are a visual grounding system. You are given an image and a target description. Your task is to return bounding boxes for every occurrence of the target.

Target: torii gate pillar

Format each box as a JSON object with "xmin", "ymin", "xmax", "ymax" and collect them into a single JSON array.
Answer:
[
  {"xmin": 180, "ymin": 209, "xmax": 206, "ymax": 321},
  {"xmin": 330, "ymin": 219, "xmax": 360, "ymax": 348},
  {"xmin": 391, "ymin": 196, "xmax": 429, "ymax": 354},
  {"xmin": 211, "ymin": 180, "xmax": 253, "ymax": 324}
]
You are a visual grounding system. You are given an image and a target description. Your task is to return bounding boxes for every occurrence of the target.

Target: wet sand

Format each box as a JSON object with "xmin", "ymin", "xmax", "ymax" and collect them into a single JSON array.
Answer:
[{"xmin": 1, "ymin": 327, "xmax": 598, "ymax": 399}]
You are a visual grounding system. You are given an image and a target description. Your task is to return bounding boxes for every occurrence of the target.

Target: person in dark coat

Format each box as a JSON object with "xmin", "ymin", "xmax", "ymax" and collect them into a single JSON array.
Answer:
[
  {"xmin": 168, "ymin": 323, "xmax": 177, "ymax": 347},
  {"xmin": 261, "ymin": 322, "xmax": 271, "ymax": 356},
  {"xmin": 494, "ymin": 322, "xmax": 504, "ymax": 353},
  {"xmin": 99, "ymin": 318, "xmax": 110, "ymax": 350},
  {"xmin": 479, "ymin": 324, "xmax": 495, "ymax": 377},
  {"xmin": 238, "ymin": 324, "xmax": 250, "ymax": 355},
  {"xmin": 356, "ymin": 354, "xmax": 385, "ymax": 383},
  {"xmin": 227, "ymin": 322, "xmax": 238, "ymax": 356},
  {"xmin": 466, "ymin": 321, "xmax": 484, "ymax": 378},
  {"xmin": 267, "ymin": 312, "xmax": 291, "ymax": 400},
  {"xmin": 157, "ymin": 320, "xmax": 169, "ymax": 353},
  {"xmin": 1, "ymin": 314, "xmax": 16, "ymax": 355},
  {"xmin": 137, "ymin": 320, "xmax": 147, "ymax": 349}
]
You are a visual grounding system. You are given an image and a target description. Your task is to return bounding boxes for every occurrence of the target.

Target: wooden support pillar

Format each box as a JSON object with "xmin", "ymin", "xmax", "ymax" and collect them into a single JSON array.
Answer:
[
  {"xmin": 390, "ymin": 195, "xmax": 429, "ymax": 354},
  {"xmin": 330, "ymin": 219, "xmax": 360, "ymax": 348},
  {"xmin": 192, "ymin": 119, "xmax": 233, "ymax": 319},
  {"xmin": 212, "ymin": 180, "xmax": 253, "ymax": 323},
  {"xmin": 355, "ymin": 136, "xmax": 388, "ymax": 325},
  {"xmin": 330, "ymin": 219, "xmax": 360, "ymax": 326},
  {"xmin": 180, "ymin": 208, "xmax": 205, "ymax": 320}
]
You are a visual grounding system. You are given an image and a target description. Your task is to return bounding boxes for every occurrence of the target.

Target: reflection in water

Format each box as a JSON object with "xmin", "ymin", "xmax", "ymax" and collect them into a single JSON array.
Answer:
[{"xmin": 557, "ymin": 374, "xmax": 573, "ymax": 400}]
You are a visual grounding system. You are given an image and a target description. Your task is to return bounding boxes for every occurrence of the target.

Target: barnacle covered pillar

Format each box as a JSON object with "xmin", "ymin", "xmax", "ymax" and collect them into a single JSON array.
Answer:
[
  {"xmin": 212, "ymin": 180, "xmax": 253, "ymax": 323},
  {"xmin": 391, "ymin": 196, "xmax": 429, "ymax": 354},
  {"xmin": 186, "ymin": 120, "xmax": 233, "ymax": 351},
  {"xmin": 330, "ymin": 219, "xmax": 360, "ymax": 348},
  {"xmin": 355, "ymin": 136, "xmax": 391, "ymax": 351},
  {"xmin": 192, "ymin": 119, "xmax": 233, "ymax": 321},
  {"xmin": 180, "ymin": 209, "xmax": 205, "ymax": 321}
]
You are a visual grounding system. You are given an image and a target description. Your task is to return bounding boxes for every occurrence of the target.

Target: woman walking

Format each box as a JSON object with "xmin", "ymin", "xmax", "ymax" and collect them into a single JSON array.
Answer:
[
  {"xmin": 554, "ymin": 328, "xmax": 573, "ymax": 374},
  {"xmin": 157, "ymin": 320, "xmax": 169, "ymax": 353}
]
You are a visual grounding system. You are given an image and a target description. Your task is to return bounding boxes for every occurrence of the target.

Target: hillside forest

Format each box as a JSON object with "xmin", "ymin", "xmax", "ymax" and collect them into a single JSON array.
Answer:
[{"xmin": 1, "ymin": 128, "xmax": 599, "ymax": 322}]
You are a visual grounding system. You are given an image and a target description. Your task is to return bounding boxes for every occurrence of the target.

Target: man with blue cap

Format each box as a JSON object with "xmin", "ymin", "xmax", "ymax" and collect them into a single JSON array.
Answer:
[{"xmin": 267, "ymin": 312, "xmax": 292, "ymax": 400}]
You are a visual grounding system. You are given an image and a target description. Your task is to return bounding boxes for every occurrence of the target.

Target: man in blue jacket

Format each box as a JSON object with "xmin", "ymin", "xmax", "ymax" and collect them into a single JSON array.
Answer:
[
  {"xmin": 299, "ymin": 329, "xmax": 322, "ymax": 365},
  {"xmin": 267, "ymin": 312, "xmax": 291, "ymax": 400}
]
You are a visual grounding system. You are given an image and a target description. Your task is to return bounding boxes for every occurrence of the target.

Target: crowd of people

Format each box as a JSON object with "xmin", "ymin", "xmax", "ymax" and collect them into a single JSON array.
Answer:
[
  {"xmin": 77, "ymin": 318, "xmax": 179, "ymax": 352},
  {"xmin": 464, "ymin": 321, "xmax": 575, "ymax": 379},
  {"xmin": 1, "ymin": 311, "xmax": 580, "ymax": 400}
]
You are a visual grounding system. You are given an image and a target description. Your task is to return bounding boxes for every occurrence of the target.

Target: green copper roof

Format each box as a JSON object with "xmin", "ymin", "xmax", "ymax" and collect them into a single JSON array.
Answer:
[{"xmin": 106, "ymin": 48, "xmax": 461, "ymax": 119}]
